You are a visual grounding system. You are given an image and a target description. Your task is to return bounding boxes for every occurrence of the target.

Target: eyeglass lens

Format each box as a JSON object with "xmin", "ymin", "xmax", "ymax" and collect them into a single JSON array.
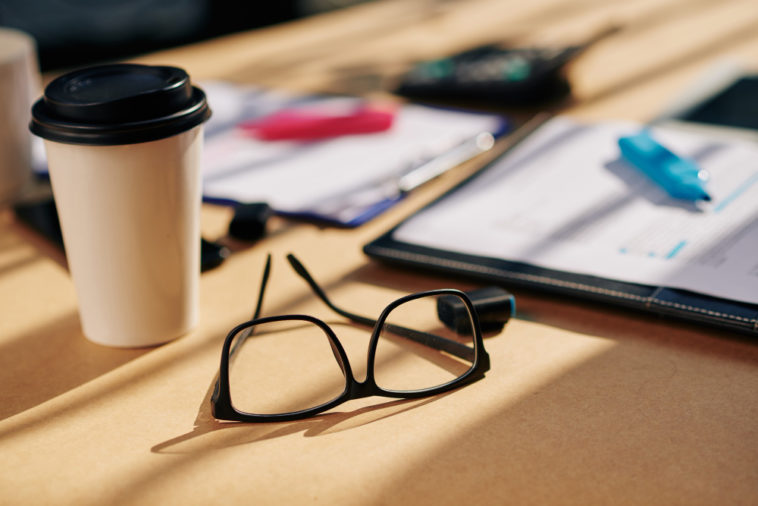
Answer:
[
  {"xmin": 228, "ymin": 319, "xmax": 347, "ymax": 415},
  {"xmin": 375, "ymin": 293, "xmax": 476, "ymax": 392}
]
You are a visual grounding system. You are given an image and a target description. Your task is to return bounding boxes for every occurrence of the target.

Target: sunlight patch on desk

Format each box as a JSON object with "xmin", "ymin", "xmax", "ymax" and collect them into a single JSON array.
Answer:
[
  {"xmin": 354, "ymin": 319, "xmax": 617, "ymax": 497},
  {"xmin": 0, "ymin": 261, "xmax": 77, "ymax": 346},
  {"xmin": 365, "ymin": 320, "xmax": 758, "ymax": 506}
]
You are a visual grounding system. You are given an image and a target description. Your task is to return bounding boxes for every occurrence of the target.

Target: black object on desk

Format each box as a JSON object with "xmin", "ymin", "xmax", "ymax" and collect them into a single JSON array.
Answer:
[
  {"xmin": 438, "ymin": 286, "xmax": 515, "ymax": 334},
  {"xmin": 395, "ymin": 45, "xmax": 573, "ymax": 105},
  {"xmin": 394, "ymin": 27, "xmax": 619, "ymax": 106},
  {"xmin": 676, "ymin": 75, "xmax": 758, "ymax": 131},
  {"xmin": 228, "ymin": 202, "xmax": 272, "ymax": 241}
]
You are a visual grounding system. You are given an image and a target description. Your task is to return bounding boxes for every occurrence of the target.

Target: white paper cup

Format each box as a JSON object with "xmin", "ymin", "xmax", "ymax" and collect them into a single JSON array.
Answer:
[
  {"xmin": 31, "ymin": 64, "xmax": 211, "ymax": 347},
  {"xmin": 0, "ymin": 28, "xmax": 39, "ymax": 205}
]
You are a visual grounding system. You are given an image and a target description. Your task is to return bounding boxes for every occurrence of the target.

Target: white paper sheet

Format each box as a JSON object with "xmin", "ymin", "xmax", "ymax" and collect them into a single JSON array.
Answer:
[
  {"xmin": 200, "ymin": 82, "xmax": 504, "ymax": 223},
  {"xmin": 393, "ymin": 116, "xmax": 758, "ymax": 304}
]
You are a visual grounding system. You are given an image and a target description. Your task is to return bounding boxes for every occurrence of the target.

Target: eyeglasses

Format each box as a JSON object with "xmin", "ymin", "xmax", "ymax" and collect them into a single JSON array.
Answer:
[{"xmin": 211, "ymin": 254, "xmax": 490, "ymax": 422}]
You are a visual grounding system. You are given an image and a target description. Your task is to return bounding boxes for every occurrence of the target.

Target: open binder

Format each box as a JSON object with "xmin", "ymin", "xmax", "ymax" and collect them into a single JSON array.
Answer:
[{"xmin": 364, "ymin": 116, "xmax": 758, "ymax": 336}]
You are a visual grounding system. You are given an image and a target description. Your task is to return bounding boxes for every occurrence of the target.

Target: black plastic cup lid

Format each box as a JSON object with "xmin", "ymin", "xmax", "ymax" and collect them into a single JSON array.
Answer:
[{"xmin": 30, "ymin": 63, "xmax": 211, "ymax": 145}]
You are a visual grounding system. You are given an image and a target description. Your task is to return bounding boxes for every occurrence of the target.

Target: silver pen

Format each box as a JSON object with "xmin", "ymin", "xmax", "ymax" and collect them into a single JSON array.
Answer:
[
  {"xmin": 306, "ymin": 132, "xmax": 496, "ymax": 223},
  {"xmin": 397, "ymin": 132, "xmax": 496, "ymax": 193}
]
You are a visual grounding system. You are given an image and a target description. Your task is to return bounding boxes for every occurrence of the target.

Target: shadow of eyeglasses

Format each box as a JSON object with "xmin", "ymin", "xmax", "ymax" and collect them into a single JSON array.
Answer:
[{"xmin": 151, "ymin": 375, "xmax": 451, "ymax": 454}]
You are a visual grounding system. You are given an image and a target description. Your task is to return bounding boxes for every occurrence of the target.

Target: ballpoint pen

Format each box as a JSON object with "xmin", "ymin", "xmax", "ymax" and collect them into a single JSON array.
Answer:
[{"xmin": 618, "ymin": 129, "xmax": 711, "ymax": 201}]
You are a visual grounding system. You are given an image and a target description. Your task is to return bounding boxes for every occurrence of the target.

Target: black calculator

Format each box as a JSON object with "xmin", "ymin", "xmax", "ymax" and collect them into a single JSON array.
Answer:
[
  {"xmin": 395, "ymin": 45, "xmax": 581, "ymax": 105},
  {"xmin": 395, "ymin": 27, "xmax": 618, "ymax": 106}
]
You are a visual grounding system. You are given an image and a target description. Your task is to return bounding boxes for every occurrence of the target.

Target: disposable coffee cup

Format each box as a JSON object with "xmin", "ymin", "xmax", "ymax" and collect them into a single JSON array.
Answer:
[
  {"xmin": 30, "ymin": 64, "xmax": 211, "ymax": 347},
  {"xmin": 0, "ymin": 28, "xmax": 40, "ymax": 205}
]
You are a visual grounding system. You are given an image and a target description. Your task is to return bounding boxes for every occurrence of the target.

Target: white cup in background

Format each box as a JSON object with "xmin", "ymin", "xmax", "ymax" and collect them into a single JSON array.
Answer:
[
  {"xmin": 0, "ymin": 28, "xmax": 40, "ymax": 205},
  {"xmin": 30, "ymin": 64, "xmax": 211, "ymax": 347}
]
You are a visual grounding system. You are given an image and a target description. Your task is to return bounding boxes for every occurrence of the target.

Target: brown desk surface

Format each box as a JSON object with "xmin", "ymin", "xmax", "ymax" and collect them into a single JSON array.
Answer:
[{"xmin": 2, "ymin": 1, "xmax": 758, "ymax": 504}]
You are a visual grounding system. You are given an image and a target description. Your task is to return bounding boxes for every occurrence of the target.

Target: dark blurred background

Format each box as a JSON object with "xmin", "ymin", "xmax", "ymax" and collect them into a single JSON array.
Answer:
[{"xmin": 0, "ymin": 0, "xmax": 369, "ymax": 71}]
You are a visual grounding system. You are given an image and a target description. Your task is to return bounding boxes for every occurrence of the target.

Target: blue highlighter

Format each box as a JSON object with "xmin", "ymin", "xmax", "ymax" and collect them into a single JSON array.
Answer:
[{"xmin": 618, "ymin": 130, "xmax": 711, "ymax": 202}]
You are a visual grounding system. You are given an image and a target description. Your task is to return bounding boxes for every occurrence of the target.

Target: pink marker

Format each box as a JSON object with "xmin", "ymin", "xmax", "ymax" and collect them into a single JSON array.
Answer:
[{"xmin": 238, "ymin": 103, "xmax": 396, "ymax": 141}]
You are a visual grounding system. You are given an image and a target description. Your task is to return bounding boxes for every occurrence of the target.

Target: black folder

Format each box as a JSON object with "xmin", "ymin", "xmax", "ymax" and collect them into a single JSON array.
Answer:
[{"xmin": 364, "ymin": 118, "xmax": 758, "ymax": 337}]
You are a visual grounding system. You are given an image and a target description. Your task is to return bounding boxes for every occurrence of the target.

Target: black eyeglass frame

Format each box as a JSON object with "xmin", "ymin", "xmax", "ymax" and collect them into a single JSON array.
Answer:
[{"xmin": 211, "ymin": 255, "xmax": 491, "ymax": 423}]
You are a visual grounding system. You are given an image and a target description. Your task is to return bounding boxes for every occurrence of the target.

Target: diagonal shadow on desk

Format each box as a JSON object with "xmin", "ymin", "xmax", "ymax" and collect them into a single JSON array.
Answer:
[
  {"xmin": 0, "ymin": 257, "xmax": 357, "ymax": 436},
  {"xmin": 0, "ymin": 221, "xmax": 152, "ymax": 422},
  {"xmin": 0, "ymin": 310, "xmax": 150, "ymax": 422},
  {"xmin": 151, "ymin": 373, "xmax": 448, "ymax": 454}
]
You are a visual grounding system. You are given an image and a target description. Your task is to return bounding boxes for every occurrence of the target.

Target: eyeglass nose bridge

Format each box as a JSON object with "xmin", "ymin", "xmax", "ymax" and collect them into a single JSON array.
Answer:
[{"xmin": 345, "ymin": 377, "xmax": 379, "ymax": 400}]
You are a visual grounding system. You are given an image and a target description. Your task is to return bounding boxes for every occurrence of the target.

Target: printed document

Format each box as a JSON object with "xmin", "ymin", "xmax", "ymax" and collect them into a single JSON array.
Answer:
[
  {"xmin": 200, "ymin": 82, "xmax": 504, "ymax": 224},
  {"xmin": 393, "ymin": 117, "xmax": 758, "ymax": 304}
]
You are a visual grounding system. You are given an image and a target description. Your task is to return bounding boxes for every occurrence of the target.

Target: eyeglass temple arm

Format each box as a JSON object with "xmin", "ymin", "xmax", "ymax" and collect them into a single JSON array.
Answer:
[
  {"xmin": 382, "ymin": 322, "xmax": 475, "ymax": 362},
  {"xmin": 286, "ymin": 254, "xmax": 375, "ymax": 326},
  {"xmin": 251, "ymin": 254, "xmax": 271, "ymax": 321},
  {"xmin": 213, "ymin": 253, "xmax": 274, "ymax": 405},
  {"xmin": 286, "ymin": 254, "xmax": 475, "ymax": 362},
  {"xmin": 228, "ymin": 254, "xmax": 272, "ymax": 353}
]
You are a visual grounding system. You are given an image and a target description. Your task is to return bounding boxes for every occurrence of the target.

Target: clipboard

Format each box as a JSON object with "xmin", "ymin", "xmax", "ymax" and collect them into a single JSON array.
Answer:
[
  {"xmin": 200, "ymin": 82, "xmax": 509, "ymax": 227},
  {"xmin": 364, "ymin": 116, "xmax": 758, "ymax": 336}
]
